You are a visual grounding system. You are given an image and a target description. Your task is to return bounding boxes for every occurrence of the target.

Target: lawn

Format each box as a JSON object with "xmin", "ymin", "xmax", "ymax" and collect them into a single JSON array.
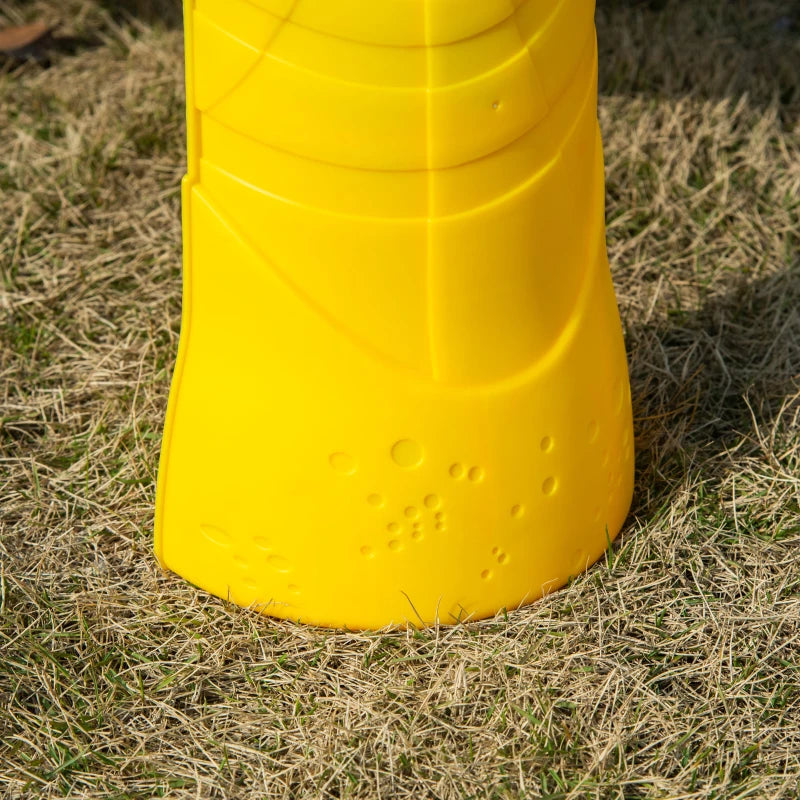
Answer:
[{"xmin": 1, "ymin": 1, "xmax": 799, "ymax": 797}]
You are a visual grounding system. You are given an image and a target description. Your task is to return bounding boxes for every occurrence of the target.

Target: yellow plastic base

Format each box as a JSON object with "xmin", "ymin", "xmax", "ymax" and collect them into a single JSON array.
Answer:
[{"xmin": 155, "ymin": 0, "xmax": 634, "ymax": 629}]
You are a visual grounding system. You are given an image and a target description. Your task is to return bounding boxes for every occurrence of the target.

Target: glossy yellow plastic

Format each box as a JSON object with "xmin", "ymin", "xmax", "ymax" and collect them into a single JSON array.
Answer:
[{"xmin": 155, "ymin": 0, "xmax": 635, "ymax": 629}]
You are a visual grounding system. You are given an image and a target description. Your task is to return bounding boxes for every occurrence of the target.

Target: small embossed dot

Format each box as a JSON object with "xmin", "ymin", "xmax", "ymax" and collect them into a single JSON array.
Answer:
[
  {"xmin": 367, "ymin": 493, "xmax": 384, "ymax": 507},
  {"xmin": 435, "ymin": 511, "xmax": 445, "ymax": 522},
  {"xmin": 435, "ymin": 522, "xmax": 446, "ymax": 532},
  {"xmin": 233, "ymin": 554, "xmax": 247, "ymax": 570},
  {"xmin": 491, "ymin": 546, "xmax": 500, "ymax": 556},
  {"xmin": 200, "ymin": 525, "xmax": 230, "ymax": 548},
  {"xmin": 267, "ymin": 554, "xmax": 291, "ymax": 573},
  {"xmin": 252, "ymin": 536, "xmax": 271, "ymax": 551},
  {"xmin": 497, "ymin": 553, "xmax": 508, "ymax": 565},
  {"xmin": 468, "ymin": 466, "xmax": 484, "ymax": 483},
  {"xmin": 388, "ymin": 540, "xmax": 402, "ymax": 552},
  {"xmin": 481, "ymin": 569, "xmax": 492, "ymax": 581},
  {"xmin": 542, "ymin": 477, "xmax": 557, "ymax": 495},
  {"xmin": 413, "ymin": 520, "xmax": 421, "ymax": 529},
  {"xmin": 411, "ymin": 531, "xmax": 423, "ymax": 541},
  {"xmin": 287, "ymin": 584, "xmax": 301, "ymax": 595},
  {"xmin": 492, "ymin": 100, "xmax": 501, "ymax": 110},
  {"xmin": 387, "ymin": 522, "xmax": 401, "ymax": 534},
  {"xmin": 404, "ymin": 506, "xmax": 419, "ymax": 519},
  {"xmin": 449, "ymin": 463, "xmax": 465, "ymax": 479},
  {"xmin": 511, "ymin": 504, "xmax": 524, "ymax": 519},
  {"xmin": 329, "ymin": 452, "xmax": 357, "ymax": 475},
  {"xmin": 424, "ymin": 494, "xmax": 441, "ymax": 510},
  {"xmin": 391, "ymin": 439, "xmax": 424, "ymax": 469},
  {"xmin": 602, "ymin": 450, "xmax": 610, "ymax": 467},
  {"xmin": 540, "ymin": 436, "xmax": 553, "ymax": 453},
  {"xmin": 360, "ymin": 545, "xmax": 374, "ymax": 558},
  {"xmin": 594, "ymin": 507, "xmax": 602, "ymax": 522},
  {"xmin": 588, "ymin": 420, "xmax": 599, "ymax": 443}
]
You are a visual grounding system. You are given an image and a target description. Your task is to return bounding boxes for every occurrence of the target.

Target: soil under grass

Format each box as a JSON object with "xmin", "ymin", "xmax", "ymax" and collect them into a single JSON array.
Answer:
[{"xmin": 1, "ymin": 1, "xmax": 799, "ymax": 798}]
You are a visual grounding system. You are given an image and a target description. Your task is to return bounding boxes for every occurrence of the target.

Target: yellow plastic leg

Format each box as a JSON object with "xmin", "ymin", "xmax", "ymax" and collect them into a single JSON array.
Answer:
[{"xmin": 155, "ymin": 0, "xmax": 634, "ymax": 629}]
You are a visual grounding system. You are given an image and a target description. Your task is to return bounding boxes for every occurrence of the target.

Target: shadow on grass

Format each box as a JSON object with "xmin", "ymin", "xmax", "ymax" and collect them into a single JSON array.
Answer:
[
  {"xmin": 96, "ymin": 0, "xmax": 182, "ymax": 29},
  {"xmin": 594, "ymin": 1, "xmax": 800, "ymax": 520},
  {"xmin": 596, "ymin": 0, "xmax": 800, "ymax": 518},
  {"xmin": 597, "ymin": 0, "xmax": 800, "ymax": 125},
  {"xmin": 626, "ymin": 265, "xmax": 800, "ymax": 522}
]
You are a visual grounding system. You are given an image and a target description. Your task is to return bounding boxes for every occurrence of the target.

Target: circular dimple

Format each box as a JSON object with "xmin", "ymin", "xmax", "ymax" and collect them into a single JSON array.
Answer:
[
  {"xmin": 252, "ymin": 536, "xmax": 271, "ymax": 551},
  {"xmin": 588, "ymin": 420, "xmax": 599, "ymax": 443},
  {"xmin": 481, "ymin": 569, "xmax": 492, "ymax": 581},
  {"xmin": 200, "ymin": 525, "xmax": 231, "ymax": 548},
  {"xmin": 287, "ymin": 584, "xmax": 301, "ymax": 595},
  {"xmin": 468, "ymin": 466, "xmax": 484, "ymax": 483},
  {"xmin": 360, "ymin": 545, "xmax": 374, "ymax": 558},
  {"xmin": 435, "ymin": 511, "xmax": 445, "ymax": 522},
  {"xmin": 387, "ymin": 522, "xmax": 401, "ymax": 534},
  {"xmin": 367, "ymin": 493, "xmax": 384, "ymax": 507},
  {"xmin": 412, "ymin": 519, "xmax": 421, "ymax": 529},
  {"xmin": 491, "ymin": 546, "xmax": 499, "ymax": 556},
  {"xmin": 424, "ymin": 494, "xmax": 441, "ymax": 510},
  {"xmin": 411, "ymin": 530, "xmax": 423, "ymax": 542},
  {"xmin": 391, "ymin": 439, "xmax": 424, "ymax": 469},
  {"xmin": 435, "ymin": 522, "xmax": 447, "ymax": 532},
  {"xmin": 497, "ymin": 553, "xmax": 508, "ymax": 565},
  {"xmin": 267, "ymin": 554, "xmax": 291, "ymax": 573},
  {"xmin": 329, "ymin": 452, "xmax": 357, "ymax": 475},
  {"xmin": 492, "ymin": 100, "xmax": 501, "ymax": 111},
  {"xmin": 540, "ymin": 436, "xmax": 553, "ymax": 453},
  {"xmin": 615, "ymin": 380, "xmax": 625, "ymax": 413},
  {"xmin": 449, "ymin": 463, "xmax": 465, "ymax": 479},
  {"xmin": 404, "ymin": 506, "xmax": 419, "ymax": 519},
  {"xmin": 388, "ymin": 540, "xmax": 402, "ymax": 552},
  {"xmin": 233, "ymin": 554, "xmax": 247, "ymax": 570},
  {"xmin": 511, "ymin": 504, "xmax": 524, "ymax": 519},
  {"xmin": 542, "ymin": 477, "xmax": 557, "ymax": 496}
]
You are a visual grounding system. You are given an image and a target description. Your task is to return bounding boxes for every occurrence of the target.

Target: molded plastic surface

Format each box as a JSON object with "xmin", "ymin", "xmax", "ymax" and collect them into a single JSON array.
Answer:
[{"xmin": 155, "ymin": 0, "xmax": 634, "ymax": 629}]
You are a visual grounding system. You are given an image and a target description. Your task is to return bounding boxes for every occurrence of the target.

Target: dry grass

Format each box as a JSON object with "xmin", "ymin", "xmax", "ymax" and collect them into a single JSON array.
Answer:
[{"xmin": 1, "ymin": 1, "xmax": 799, "ymax": 797}]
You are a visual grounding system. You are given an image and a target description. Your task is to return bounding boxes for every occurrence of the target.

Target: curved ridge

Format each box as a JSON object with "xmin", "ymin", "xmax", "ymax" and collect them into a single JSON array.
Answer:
[
  {"xmin": 222, "ymin": 0, "xmax": 573, "ymax": 92},
  {"xmin": 194, "ymin": 127, "xmax": 607, "ymax": 394},
  {"xmin": 203, "ymin": 0, "xmax": 300, "ymax": 118},
  {"xmin": 240, "ymin": 0, "xmax": 534, "ymax": 48},
  {"xmin": 193, "ymin": 186, "xmax": 433, "ymax": 378},
  {"xmin": 200, "ymin": 33, "xmax": 597, "ymax": 221},
  {"xmin": 202, "ymin": 12, "xmax": 595, "ymax": 172}
]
